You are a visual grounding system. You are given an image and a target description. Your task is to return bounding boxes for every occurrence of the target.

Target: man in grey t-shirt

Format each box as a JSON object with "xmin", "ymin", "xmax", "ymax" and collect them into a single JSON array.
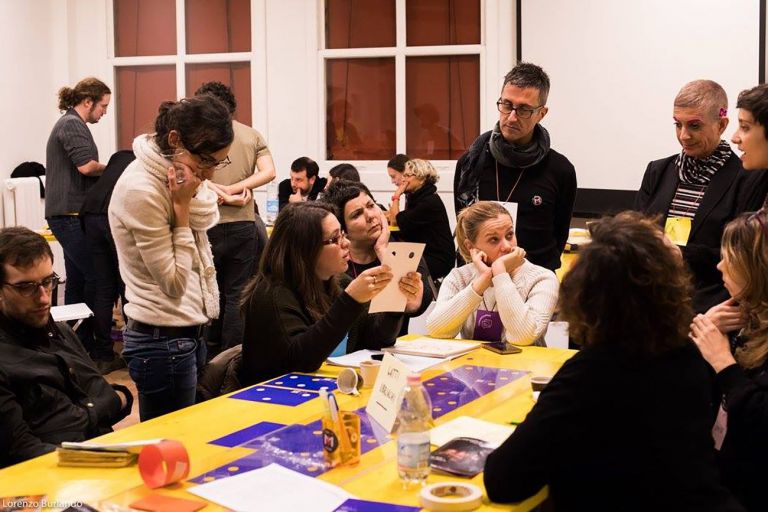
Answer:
[{"xmin": 45, "ymin": 77, "xmax": 111, "ymax": 367}]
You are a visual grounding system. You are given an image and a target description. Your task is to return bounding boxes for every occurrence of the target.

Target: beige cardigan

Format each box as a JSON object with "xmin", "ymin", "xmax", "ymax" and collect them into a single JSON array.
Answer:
[{"xmin": 109, "ymin": 138, "xmax": 212, "ymax": 327}]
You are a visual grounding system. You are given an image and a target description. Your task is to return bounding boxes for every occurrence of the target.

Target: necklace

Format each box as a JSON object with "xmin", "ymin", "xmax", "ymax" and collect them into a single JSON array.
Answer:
[{"xmin": 496, "ymin": 161, "xmax": 525, "ymax": 203}]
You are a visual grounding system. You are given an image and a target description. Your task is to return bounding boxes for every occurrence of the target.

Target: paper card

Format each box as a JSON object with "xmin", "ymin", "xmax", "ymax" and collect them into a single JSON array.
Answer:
[
  {"xmin": 130, "ymin": 494, "xmax": 207, "ymax": 512},
  {"xmin": 209, "ymin": 421, "xmax": 286, "ymax": 448},
  {"xmin": 664, "ymin": 216, "xmax": 692, "ymax": 246},
  {"xmin": 369, "ymin": 242, "xmax": 425, "ymax": 313},
  {"xmin": 497, "ymin": 201, "xmax": 519, "ymax": 227},
  {"xmin": 334, "ymin": 499, "xmax": 421, "ymax": 512},
  {"xmin": 230, "ymin": 386, "xmax": 318, "ymax": 406},
  {"xmin": 365, "ymin": 353, "xmax": 410, "ymax": 433},
  {"xmin": 264, "ymin": 373, "xmax": 338, "ymax": 392}
]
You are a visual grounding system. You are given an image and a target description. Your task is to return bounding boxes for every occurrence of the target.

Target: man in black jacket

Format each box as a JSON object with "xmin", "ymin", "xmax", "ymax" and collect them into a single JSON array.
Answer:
[
  {"xmin": 278, "ymin": 156, "xmax": 327, "ymax": 211},
  {"xmin": 454, "ymin": 63, "xmax": 577, "ymax": 271},
  {"xmin": 0, "ymin": 227, "xmax": 132, "ymax": 468}
]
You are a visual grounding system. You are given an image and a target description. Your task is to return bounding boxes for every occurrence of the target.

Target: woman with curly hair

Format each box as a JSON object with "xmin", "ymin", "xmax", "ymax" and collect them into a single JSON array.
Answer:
[
  {"xmin": 691, "ymin": 209, "xmax": 768, "ymax": 512},
  {"xmin": 484, "ymin": 211, "xmax": 742, "ymax": 511}
]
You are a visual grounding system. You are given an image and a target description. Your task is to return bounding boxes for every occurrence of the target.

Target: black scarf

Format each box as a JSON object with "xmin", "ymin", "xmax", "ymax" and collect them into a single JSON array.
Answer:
[
  {"xmin": 675, "ymin": 140, "xmax": 732, "ymax": 185},
  {"xmin": 489, "ymin": 122, "xmax": 551, "ymax": 169}
]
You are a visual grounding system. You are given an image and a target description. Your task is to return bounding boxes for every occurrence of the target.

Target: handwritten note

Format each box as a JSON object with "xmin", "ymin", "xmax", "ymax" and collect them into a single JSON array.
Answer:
[
  {"xmin": 369, "ymin": 242, "xmax": 425, "ymax": 313},
  {"xmin": 365, "ymin": 353, "xmax": 410, "ymax": 432}
]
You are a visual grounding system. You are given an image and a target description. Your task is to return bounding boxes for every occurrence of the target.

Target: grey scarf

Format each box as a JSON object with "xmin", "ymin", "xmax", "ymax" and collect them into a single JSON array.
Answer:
[{"xmin": 489, "ymin": 122, "xmax": 551, "ymax": 169}]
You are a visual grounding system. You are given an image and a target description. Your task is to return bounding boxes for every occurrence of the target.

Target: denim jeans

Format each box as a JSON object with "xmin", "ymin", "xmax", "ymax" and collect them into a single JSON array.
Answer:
[
  {"xmin": 205, "ymin": 221, "xmax": 258, "ymax": 353},
  {"xmin": 122, "ymin": 329, "xmax": 206, "ymax": 421},
  {"xmin": 82, "ymin": 214, "xmax": 126, "ymax": 361},
  {"xmin": 47, "ymin": 215, "xmax": 94, "ymax": 350}
]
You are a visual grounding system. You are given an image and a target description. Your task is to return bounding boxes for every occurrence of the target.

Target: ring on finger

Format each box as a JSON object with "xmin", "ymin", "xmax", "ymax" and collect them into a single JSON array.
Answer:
[{"xmin": 373, "ymin": 275, "xmax": 377, "ymax": 284}]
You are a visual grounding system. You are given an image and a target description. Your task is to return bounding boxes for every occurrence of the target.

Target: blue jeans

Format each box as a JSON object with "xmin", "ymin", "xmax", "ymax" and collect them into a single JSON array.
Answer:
[
  {"xmin": 47, "ymin": 215, "xmax": 94, "ymax": 350},
  {"xmin": 122, "ymin": 329, "xmax": 206, "ymax": 421}
]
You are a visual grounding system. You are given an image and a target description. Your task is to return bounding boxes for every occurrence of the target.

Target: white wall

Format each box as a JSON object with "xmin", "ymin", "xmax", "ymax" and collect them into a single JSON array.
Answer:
[
  {"xmin": 521, "ymin": 0, "xmax": 761, "ymax": 191},
  {"xmin": 0, "ymin": 0, "xmax": 114, "ymax": 180},
  {"xmin": 0, "ymin": 1, "xmax": 61, "ymax": 177}
]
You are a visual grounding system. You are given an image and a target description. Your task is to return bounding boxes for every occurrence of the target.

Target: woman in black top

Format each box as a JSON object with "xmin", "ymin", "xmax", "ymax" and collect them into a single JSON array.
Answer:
[
  {"xmin": 322, "ymin": 180, "xmax": 432, "ymax": 324},
  {"xmin": 691, "ymin": 209, "xmax": 768, "ymax": 512},
  {"xmin": 484, "ymin": 211, "xmax": 742, "ymax": 512},
  {"xmin": 238, "ymin": 202, "xmax": 398, "ymax": 386},
  {"xmin": 387, "ymin": 158, "xmax": 455, "ymax": 281}
]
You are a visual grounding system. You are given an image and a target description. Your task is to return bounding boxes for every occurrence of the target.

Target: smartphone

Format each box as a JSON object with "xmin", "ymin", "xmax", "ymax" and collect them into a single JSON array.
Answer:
[{"xmin": 482, "ymin": 341, "xmax": 522, "ymax": 355}]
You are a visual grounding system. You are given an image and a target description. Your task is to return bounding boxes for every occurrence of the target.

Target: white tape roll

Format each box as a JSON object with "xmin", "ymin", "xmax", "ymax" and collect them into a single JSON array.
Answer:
[{"xmin": 419, "ymin": 482, "xmax": 483, "ymax": 511}]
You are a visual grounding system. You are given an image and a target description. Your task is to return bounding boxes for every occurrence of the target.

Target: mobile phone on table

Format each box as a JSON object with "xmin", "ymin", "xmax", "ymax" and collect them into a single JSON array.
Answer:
[{"xmin": 482, "ymin": 341, "xmax": 522, "ymax": 354}]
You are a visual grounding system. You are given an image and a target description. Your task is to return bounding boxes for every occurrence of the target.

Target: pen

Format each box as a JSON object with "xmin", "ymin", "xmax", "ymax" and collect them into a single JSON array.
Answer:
[{"xmin": 328, "ymin": 393, "xmax": 352, "ymax": 457}]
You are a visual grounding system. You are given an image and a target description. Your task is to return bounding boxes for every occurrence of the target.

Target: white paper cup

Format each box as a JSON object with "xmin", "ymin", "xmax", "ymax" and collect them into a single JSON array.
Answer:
[
  {"xmin": 337, "ymin": 368, "xmax": 361, "ymax": 395},
  {"xmin": 530, "ymin": 375, "xmax": 551, "ymax": 392},
  {"xmin": 359, "ymin": 360, "xmax": 382, "ymax": 388}
]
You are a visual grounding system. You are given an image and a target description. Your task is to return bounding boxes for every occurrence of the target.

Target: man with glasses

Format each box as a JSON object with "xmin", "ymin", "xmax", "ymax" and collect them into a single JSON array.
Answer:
[
  {"xmin": 194, "ymin": 82, "xmax": 277, "ymax": 358},
  {"xmin": 0, "ymin": 227, "xmax": 132, "ymax": 468},
  {"xmin": 454, "ymin": 63, "xmax": 577, "ymax": 271}
]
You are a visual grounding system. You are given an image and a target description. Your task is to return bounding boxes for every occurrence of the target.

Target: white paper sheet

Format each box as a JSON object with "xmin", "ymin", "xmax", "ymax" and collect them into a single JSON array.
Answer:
[
  {"xmin": 50, "ymin": 303, "xmax": 94, "ymax": 322},
  {"xmin": 188, "ymin": 463, "xmax": 353, "ymax": 512},
  {"xmin": 392, "ymin": 353, "xmax": 449, "ymax": 373},
  {"xmin": 369, "ymin": 242, "xmax": 425, "ymax": 313},
  {"xmin": 429, "ymin": 416, "xmax": 515, "ymax": 449},
  {"xmin": 327, "ymin": 349, "xmax": 384, "ymax": 367},
  {"xmin": 60, "ymin": 439, "xmax": 164, "ymax": 453}
]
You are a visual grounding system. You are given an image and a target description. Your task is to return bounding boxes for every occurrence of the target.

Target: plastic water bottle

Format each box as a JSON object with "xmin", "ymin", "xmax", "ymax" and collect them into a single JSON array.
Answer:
[
  {"xmin": 265, "ymin": 180, "xmax": 278, "ymax": 225},
  {"xmin": 396, "ymin": 372, "xmax": 433, "ymax": 487}
]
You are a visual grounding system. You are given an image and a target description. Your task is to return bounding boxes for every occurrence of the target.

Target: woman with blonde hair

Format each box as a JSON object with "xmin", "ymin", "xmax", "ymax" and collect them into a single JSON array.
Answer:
[
  {"xmin": 691, "ymin": 209, "xmax": 768, "ymax": 512},
  {"xmin": 426, "ymin": 201, "xmax": 557, "ymax": 345},
  {"xmin": 386, "ymin": 158, "xmax": 454, "ymax": 282}
]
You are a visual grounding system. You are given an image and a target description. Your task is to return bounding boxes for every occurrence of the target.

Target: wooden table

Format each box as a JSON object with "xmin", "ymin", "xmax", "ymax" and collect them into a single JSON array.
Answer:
[{"xmin": 0, "ymin": 341, "xmax": 576, "ymax": 511}]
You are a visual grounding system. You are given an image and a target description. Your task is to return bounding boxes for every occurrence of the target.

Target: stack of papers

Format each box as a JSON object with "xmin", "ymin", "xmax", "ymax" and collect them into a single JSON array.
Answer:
[
  {"xmin": 384, "ymin": 337, "xmax": 480, "ymax": 359},
  {"xmin": 57, "ymin": 439, "xmax": 163, "ymax": 468},
  {"xmin": 327, "ymin": 350, "xmax": 448, "ymax": 373}
]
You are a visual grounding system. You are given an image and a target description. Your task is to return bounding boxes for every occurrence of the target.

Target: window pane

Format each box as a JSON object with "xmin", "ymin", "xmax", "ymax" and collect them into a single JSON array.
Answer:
[
  {"xmin": 186, "ymin": 0, "xmax": 251, "ymax": 54},
  {"xmin": 406, "ymin": 56, "xmax": 479, "ymax": 160},
  {"xmin": 186, "ymin": 63, "xmax": 252, "ymax": 126},
  {"xmin": 115, "ymin": 66, "xmax": 177, "ymax": 151},
  {"xmin": 406, "ymin": 0, "xmax": 480, "ymax": 46},
  {"xmin": 325, "ymin": 0, "xmax": 395, "ymax": 49},
  {"xmin": 114, "ymin": 0, "xmax": 176, "ymax": 56},
  {"xmin": 326, "ymin": 58, "xmax": 395, "ymax": 160}
]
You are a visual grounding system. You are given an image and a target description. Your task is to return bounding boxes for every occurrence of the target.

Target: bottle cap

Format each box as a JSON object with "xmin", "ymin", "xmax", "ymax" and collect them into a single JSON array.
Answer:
[{"xmin": 407, "ymin": 373, "xmax": 421, "ymax": 385}]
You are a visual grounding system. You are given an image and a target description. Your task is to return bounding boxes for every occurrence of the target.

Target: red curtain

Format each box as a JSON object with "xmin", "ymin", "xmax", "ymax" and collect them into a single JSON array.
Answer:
[
  {"xmin": 115, "ymin": 66, "xmax": 177, "ymax": 150},
  {"xmin": 186, "ymin": 63, "xmax": 252, "ymax": 126}
]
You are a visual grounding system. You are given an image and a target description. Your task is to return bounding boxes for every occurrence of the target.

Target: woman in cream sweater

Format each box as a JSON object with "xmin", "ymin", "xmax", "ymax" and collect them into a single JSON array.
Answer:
[
  {"xmin": 109, "ymin": 96, "xmax": 233, "ymax": 420},
  {"xmin": 427, "ymin": 201, "xmax": 558, "ymax": 345}
]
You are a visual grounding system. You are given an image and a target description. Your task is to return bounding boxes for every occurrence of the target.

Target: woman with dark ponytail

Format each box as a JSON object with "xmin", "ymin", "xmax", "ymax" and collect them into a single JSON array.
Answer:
[{"xmin": 109, "ymin": 96, "xmax": 233, "ymax": 421}]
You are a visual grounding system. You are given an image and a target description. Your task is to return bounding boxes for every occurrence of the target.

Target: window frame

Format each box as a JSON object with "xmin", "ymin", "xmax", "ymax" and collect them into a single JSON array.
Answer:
[
  {"xmin": 106, "ymin": 0, "xmax": 269, "ymax": 147},
  {"xmin": 317, "ymin": 0, "xmax": 513, "ymax": 175}
]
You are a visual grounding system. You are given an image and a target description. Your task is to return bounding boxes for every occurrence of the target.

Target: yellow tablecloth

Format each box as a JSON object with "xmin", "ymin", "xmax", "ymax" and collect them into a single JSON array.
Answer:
[{"xmin": 0, "ymin": 340, "xmax": 575, "ymax": 511}]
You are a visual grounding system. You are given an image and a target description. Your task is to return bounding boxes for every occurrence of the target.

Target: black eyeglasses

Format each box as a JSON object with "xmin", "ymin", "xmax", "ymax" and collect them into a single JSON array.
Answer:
[
  {"xmin": 3, "ymin": 273, "xmax": 62, "ymax": 297},
  {"xmin": 496, "ymin": 100, "xmax": 543, "ymax": 119},
  {"xmin": 322, "ymin": 231, "xmax": 348, "ymax": 246},
  {"xmin": 197, "ymin": 154, "xmax": 231, "ymax": 171},
  {"xmin": 161, "ymin": 149, "xmax": 231, "ymax": 171}
]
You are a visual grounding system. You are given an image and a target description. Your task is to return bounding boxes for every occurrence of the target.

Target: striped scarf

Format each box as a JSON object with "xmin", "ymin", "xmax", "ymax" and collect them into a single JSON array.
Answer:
[{"xmin": 675, "ymin": 140, "xmax": 732, "ymax": 185}]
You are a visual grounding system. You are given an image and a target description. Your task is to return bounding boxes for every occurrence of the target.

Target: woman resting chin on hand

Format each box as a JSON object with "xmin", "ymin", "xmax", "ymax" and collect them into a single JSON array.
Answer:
[{"xmin": 426, "ymin": 201, "xmax": 558, "ymax": 346}]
